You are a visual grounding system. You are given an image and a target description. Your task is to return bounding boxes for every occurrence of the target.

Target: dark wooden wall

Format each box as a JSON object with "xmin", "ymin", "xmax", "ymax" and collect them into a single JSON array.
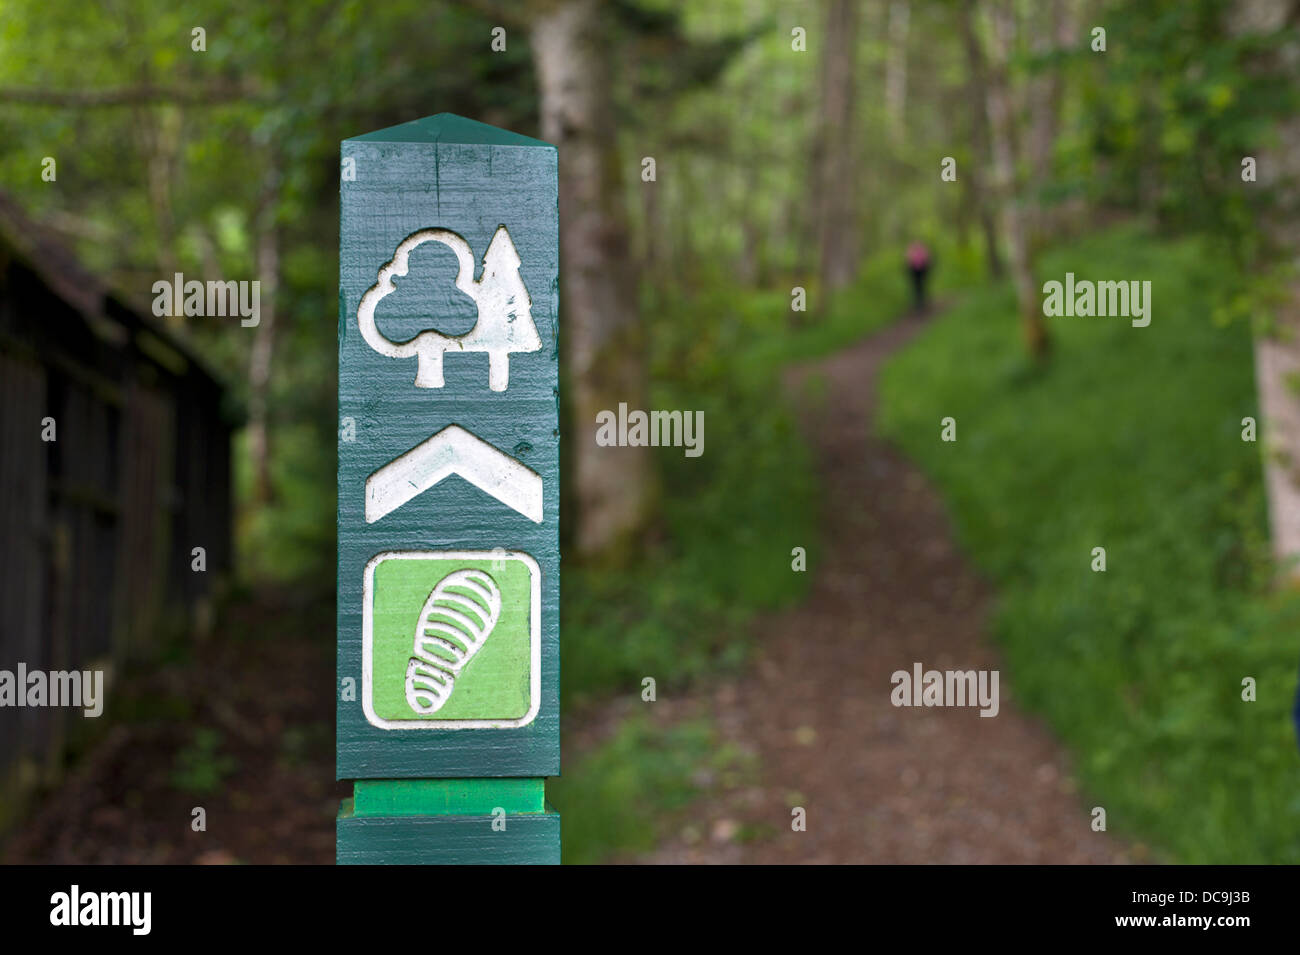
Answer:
[{"xmin": 0, "ymin": 249, "xmax": 233, "ymax": 800}]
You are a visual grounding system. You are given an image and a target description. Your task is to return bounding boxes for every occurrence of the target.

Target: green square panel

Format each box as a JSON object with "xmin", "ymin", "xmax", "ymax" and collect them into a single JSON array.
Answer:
[{"xmin": 364, "ymin": 551, "xmax": 539, "ymax": 728}]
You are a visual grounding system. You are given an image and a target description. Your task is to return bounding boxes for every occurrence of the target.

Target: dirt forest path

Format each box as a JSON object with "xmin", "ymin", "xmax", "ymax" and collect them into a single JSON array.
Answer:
[{"xmin": 644, "ymin": 313, "xmax": 1131, "ymax": 864}]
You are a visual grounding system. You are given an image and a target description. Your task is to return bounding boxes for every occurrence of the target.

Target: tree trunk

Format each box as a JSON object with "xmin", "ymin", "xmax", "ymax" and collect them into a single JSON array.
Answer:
[
  {"xmin": 247, "ymin": 166, "xmax": 280, "ymax": 505},
  {"xmin": 1232, "ymin": 0, "xmax": 1300, "ymax": 580},
  {"xmin": 532, "ymin": 0, "xmax": 653, "ymax": 559},
  {"xmin": 980, "ymin": 0, "xmax": 1049, "ymax": 359},
  {"xmin": 140, "ymin": 106, "xmax": 183, "ymax": 319},
  {"xmin": 957, "ymin": 0, "xmax": 1004, "ymax": 278},
  {"xmin": 884, "ymin": 0, "xmax": 910, "ymax": 145},
  {"xmin": 640, "ymin": 162, "xmax": 661, "ymax": 285},
  {"xmin": 1026, "ymin": 0, "xmax": 1070, "ymax": 244},
  {"xmin": 815, "ymin": 0, "xmax": 861, "ymax": 299}
]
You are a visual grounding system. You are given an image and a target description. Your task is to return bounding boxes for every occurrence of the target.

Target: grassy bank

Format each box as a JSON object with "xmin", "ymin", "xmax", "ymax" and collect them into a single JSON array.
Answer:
[{"xmin": 878, "ymin": 226, "xmax": 1300, "ymax": 862}]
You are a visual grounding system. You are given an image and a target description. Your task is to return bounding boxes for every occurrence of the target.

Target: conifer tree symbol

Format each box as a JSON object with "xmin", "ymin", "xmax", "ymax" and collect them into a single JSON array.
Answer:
[{"xmin": 357, "ymin": 226, "xmax": 542, "ymax": 391}]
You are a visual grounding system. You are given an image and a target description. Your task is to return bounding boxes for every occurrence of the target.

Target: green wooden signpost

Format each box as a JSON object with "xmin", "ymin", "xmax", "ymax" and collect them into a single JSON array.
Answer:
[{"xmin": 336, "ymin": 114, "xmax": 560, "ymax": 864}]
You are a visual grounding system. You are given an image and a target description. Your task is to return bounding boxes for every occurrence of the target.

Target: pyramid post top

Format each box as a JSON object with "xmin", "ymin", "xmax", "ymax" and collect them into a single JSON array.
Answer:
[{"xmin": 344, "ymin": 113, "xmax": 554, "ymax": 149}]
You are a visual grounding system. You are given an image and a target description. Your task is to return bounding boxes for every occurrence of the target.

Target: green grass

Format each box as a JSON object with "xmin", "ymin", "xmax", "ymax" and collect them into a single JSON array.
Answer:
[
  {"xmin": 170, "ymin": 728, "xmax": 238, "ymax": 795},
  {"xmin": 878, "ymin": 225, "xmax": 1300, "ymax": 862},
  {"xmin": 561, "ymin": 389, "xmax": 816, "ymax": 705},
  {"xmin": 548, "ymin": 716, "xmax": 742, "ymax": 865}
]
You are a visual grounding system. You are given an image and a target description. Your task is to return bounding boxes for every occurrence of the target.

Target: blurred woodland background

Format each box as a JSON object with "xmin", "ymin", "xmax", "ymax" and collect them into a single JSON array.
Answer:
[{"xmin": 2, "ymin": 0, "xmax": 1300, "ymax": 864}]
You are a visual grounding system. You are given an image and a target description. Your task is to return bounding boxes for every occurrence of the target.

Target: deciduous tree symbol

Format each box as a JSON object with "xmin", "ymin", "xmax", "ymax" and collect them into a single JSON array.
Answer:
[{"xmin": 357, "ymin": 226, "xmax": 542, "ymax": 391}]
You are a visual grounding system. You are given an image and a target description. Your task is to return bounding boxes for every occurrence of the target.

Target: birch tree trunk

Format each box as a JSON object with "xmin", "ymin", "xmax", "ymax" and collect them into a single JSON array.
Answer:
[
  {"xmin": 246, "ymin": 165, "xmax": 280, "ymax": 505},
  {"xmin": 885, "ymin": 0, "xmax": 910, "ymax": 145},
  {"xmin": 1232, "ymin": 0, "xmax": 1300, "ymax": 579},
  {"xmin": 815, "ymin": 0, "xmax": 861, "ymax": 298},
  {"xmin": 980, "ymin": 0, "xmax": 1049, "ymax": 359},
  {"xmin": 1026, "ymin": 0, "xmax": 1071, "ymax": 244},
  {"xmin": 532, "ymin": 0, "xmax": 653, "ymax": 558},
  {"xmin": 958, "ymin": 0, "xmax": 1004, "ymax": 278}
]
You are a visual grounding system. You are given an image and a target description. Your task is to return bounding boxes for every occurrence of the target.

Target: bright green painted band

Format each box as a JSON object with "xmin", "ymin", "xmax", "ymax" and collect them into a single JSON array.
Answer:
[{"xmin": 351, "ymin": 778, "xmax": 546, "ymax": 816}]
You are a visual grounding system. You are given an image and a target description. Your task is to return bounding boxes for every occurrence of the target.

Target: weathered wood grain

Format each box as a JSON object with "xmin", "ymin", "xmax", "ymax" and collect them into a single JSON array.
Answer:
[
  {"xmin": 336, "ymin": 801, "xmax": 561, "ymax": 865},
  {"xmin": 337, "ymin": 114, "xmax": 560, "ymax": 780}
]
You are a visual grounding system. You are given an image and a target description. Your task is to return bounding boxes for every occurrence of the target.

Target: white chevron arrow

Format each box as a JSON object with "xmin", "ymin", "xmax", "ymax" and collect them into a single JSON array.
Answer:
[{"xmin": 365, "ymin": 425, "xmax": 543, "ymax": 524}]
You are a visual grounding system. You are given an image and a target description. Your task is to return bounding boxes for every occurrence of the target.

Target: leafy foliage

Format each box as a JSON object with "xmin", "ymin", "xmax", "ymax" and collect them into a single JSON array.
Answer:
[{"xmin": 1069, "ymin": 0, "xmax": 1299, "ymax": 261}]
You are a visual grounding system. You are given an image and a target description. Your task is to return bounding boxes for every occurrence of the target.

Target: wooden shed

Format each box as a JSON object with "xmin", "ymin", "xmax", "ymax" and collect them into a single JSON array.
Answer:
[{"xmin": 0, "ymin": 191, "xmax": 235, "ymax": 799}]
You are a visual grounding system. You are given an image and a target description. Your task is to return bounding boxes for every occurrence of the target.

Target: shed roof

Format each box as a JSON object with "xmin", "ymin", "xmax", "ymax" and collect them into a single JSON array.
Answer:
[{"xmin": 0, "ymin": 189, "xmax": 230, "ymax": 392}]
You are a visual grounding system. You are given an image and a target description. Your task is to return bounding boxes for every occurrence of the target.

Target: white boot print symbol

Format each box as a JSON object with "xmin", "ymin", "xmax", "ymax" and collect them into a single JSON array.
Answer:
[
  {"xmin": 357, "ymin": 226, "xmax": 542, "ymax": 391},
  {"xmin": 404, "ymin": 569, "xmax": 502, "ymax": 714}
]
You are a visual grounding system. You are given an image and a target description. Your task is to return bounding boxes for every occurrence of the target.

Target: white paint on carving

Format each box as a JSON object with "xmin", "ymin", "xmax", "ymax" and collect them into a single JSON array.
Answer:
[
  {"xmin": 362, "ymin": 550, "xmax": 542, "ymax": 730},
  {"xmin": 365, "ymin": 424, "xmax": 543, "ymax": 524},
  {"xmin": 356, "ymin": 226, "xmax": 542, "ymax": 391},
  {"xmin": 404, "ymin": 569, "xmax": 502, "ymax": 714}
]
